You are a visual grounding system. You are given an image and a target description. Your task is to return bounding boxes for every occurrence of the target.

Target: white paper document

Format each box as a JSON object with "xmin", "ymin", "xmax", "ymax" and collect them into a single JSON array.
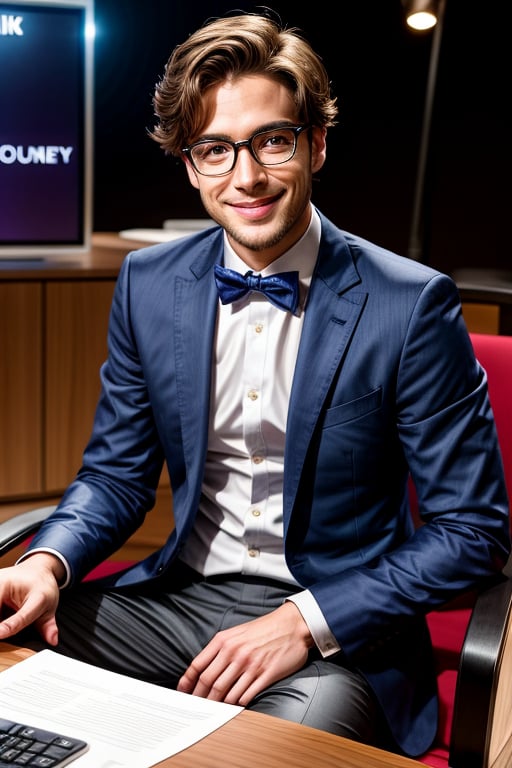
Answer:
[{"xmin": 0, "ymin": 649, "xmax": 242, "ymax": 767}]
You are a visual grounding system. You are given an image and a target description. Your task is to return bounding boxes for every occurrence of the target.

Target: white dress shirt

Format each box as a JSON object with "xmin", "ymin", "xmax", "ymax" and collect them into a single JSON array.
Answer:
[{"xmin": 179, "ymin": 206, "xmax": 339, "ymax": 657}]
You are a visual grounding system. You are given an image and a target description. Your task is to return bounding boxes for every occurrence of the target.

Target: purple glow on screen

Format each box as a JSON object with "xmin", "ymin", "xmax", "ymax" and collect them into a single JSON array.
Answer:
[{"xmin": 0, "ymin": 4, "xmax": 86, "ymax": 246}]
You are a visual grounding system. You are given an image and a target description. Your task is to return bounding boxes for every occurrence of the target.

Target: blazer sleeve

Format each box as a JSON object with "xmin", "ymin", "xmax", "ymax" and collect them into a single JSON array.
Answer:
[{"xmin": 307, "ymin": 272, "xmax": 510, "ymax": 660}]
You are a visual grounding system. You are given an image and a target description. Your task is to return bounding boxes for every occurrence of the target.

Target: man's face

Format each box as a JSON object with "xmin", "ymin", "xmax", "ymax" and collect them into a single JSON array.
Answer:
[{"xmin": 183, "ymin": 74, "xmax": 326, "ymax": 270}]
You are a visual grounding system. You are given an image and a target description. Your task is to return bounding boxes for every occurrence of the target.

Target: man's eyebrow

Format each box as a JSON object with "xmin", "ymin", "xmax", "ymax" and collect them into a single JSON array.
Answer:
[{"xmin": 192, "ymin": 120, "xmax": 298, "ymax": 143}]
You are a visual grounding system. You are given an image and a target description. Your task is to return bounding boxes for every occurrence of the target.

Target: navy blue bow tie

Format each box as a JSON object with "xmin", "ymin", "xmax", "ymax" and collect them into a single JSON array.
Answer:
[{"xmin": 214, "ymin": 265, "xmax": 300, "ymax": 314}]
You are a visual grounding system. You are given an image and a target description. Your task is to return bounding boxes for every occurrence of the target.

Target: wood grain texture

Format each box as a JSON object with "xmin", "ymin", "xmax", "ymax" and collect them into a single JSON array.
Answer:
[
  {"xmin": 0, "ymin": 283, "xmax": 42, "ymax": 496},
  {"xmin": 44, "ymin": 280, "xmax": 115, "ymax": 490}
]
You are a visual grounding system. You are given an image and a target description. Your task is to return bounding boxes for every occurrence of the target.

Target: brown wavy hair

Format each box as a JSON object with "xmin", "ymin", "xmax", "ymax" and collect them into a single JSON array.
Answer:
[{"xmin": 149, "ymin": 11, "xmax": 338, "ymax": 157}]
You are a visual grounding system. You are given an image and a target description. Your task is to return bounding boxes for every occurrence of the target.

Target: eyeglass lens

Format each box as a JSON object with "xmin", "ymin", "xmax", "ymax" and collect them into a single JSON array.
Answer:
[{"xmin": 189, "ymin": 127, "xmax": 301, "ymax": 175}]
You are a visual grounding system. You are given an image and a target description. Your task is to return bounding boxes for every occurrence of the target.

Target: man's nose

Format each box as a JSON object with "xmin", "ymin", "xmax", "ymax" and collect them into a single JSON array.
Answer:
[{"xmin": 232, "ymin": 144, "xmax": 266, "ymax": 182}]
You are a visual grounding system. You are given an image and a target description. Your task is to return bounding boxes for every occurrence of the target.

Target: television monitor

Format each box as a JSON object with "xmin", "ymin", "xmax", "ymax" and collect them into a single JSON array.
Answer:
[{"xmin": 0, "ymin": 0, "xmax": 94, "ymax": 260}]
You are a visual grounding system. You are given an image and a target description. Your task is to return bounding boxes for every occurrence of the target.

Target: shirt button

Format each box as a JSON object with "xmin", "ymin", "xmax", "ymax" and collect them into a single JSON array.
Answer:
[
  {"xmin": 251, "ymin": 508, "xmax": 261, "ymax": 517},
  {"xmin": 252, "ymin": 455, "xmax": 264, "ymax": 464},
  {"xmin": 248, "ymin": 548, "xmax": 259, "ymax": 558},
  {"xmin": 255, "ymin": 323, "xmax": 264, "ymax": 334},
  {"xmin": 247, "ymin": 389, "xmax": 258, "ymax": 401}
]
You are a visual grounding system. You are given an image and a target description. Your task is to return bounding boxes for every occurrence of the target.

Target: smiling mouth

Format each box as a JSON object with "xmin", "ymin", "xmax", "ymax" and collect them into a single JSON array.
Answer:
[{"xmin": 231, "ymin": 191, "xmax": 284, "ymax": 211}]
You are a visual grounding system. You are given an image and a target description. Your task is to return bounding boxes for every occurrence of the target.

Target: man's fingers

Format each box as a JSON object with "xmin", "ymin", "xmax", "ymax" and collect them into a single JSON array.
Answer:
[
  {"xmin": 177, "ymin": 642, "xmax": 220, "ymax": 694},
  {"xmin": 0, "ymin": 599, "xmax": 59, "ymax": 645},
  {"xmin": 0, "ymin": 601, "xmax": 37, "ymax": 639},
  {"xmin": 0, "ymin": 587, "xmax": 58, "ymax": 643},
  {"xmin": 198, "ymin": 658, "xmax": 246, "ymax": 701},
  {"xmin": 34, "ymin": 615, "xmax": 59, "ymax": 646}
]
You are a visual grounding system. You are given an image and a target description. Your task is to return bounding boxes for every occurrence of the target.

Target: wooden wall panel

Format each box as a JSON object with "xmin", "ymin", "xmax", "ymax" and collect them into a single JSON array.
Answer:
[
  {"xmin": 44, "ymin": 280, "xmax": 114, "ymax": 491},
  {"xmin": 0, "ymin": 283, "xmax": 42, "ymax": 496},
  {"xmin": 461, "ymin": 303, "xmax": 500, "ymax": 335}
]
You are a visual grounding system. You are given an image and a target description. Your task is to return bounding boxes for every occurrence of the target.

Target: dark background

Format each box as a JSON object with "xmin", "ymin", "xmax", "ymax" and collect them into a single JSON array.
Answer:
[{"xmin": 91, "ymin": 0, "xmax": 509, "ymax": 276}]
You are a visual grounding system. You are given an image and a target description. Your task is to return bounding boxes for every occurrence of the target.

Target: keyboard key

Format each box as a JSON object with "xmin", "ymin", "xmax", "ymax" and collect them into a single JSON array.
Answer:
[{"xmin": 0, "ymin": 718, "xmax": 88, "ymax": 767}]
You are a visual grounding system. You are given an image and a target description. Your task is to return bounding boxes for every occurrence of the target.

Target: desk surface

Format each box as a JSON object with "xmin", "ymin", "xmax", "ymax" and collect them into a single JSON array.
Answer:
[
  {"xmin": 0, "ymin": 643, "xmax": 423, "ymax": 768},
  {"xmin": 0, "ymin": 232, "xmax": 146, "ymax": 281}
]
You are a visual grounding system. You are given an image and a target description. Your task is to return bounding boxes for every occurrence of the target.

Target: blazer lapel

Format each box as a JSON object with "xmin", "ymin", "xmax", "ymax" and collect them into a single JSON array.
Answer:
[
  {"xmin": 173, "ymin": 234, "xmax": 223, "ymax": 498},
  {"xmin": 283, "ymin": 230, "xmax": 366, "ymax": 531}
]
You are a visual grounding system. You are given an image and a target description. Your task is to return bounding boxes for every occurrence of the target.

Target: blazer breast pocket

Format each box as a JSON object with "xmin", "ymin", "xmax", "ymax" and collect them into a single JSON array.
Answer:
[
  {"xmin": 322, "ymin": 387, "xmax": 383, "ymax": 429},
  {"xmin": 313, "ymin": 386, "xmax": 397, "ymax": 503}
]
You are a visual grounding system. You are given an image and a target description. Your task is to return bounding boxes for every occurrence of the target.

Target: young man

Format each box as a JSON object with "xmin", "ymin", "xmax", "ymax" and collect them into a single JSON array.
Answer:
[{"xmin": 0, "ymin": 11, "xmax": 509, "ymax": 760}]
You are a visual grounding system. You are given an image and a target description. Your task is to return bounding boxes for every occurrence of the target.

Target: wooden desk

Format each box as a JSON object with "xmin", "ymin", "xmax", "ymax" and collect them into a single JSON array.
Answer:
[{"xmin": 0, "ymin": 643, "xmax": 423, "ymax": 768}]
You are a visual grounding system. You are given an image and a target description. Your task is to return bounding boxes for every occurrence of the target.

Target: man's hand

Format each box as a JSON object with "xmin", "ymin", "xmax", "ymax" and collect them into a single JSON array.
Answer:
[
  {"xmin": 0, "ymin": 553, "xmax": 64, "ymax": 645},
  {"xmin": 177, "ymin": 600, "xmax": 314, "ymax": 705}
]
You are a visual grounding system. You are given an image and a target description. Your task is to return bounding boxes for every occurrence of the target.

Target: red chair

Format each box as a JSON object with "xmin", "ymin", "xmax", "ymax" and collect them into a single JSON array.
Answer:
[
  {"xmin": 0, "ymin": 333, "xmax": 511, "ymax": 768},
  {"xmin": 418, "ymin": 333, "xmax": 512, "ymax": 768}
]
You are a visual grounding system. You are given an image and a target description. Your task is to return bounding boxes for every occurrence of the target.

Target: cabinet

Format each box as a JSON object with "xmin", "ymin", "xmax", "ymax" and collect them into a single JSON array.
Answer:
[
  {"xmin": 45, "ymin": 280, "xmax": 115, "ymax": 490},
  {"xmin": 0, "ymin": 234, "xmax": 170, "ymax": 561},
  {"xmin": 0, "ymin": 282, "xmax": 42, "ymax": 496}
]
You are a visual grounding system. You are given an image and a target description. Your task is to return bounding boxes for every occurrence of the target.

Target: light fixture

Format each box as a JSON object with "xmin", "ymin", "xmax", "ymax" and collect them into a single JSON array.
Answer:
[
  {"xmin": 403, "ymin": 0, "xmax": 440, "ymax": 31},
  {"xmin": 403, "ymin": 0, "xmax": 446, "ymax": 263}
]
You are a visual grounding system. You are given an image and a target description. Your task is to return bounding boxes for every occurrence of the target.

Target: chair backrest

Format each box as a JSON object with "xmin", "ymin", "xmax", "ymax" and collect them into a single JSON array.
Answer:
[
  {"xmin": 409, "ymin": 332, "xmax": 512, "ymax": 532},
  {"xmin": 469, "ymin": 333, "xmax": 512, "ymax": 511}
]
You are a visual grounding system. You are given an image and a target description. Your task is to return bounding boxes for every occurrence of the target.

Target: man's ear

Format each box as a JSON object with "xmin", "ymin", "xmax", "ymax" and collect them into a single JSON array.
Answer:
[
  {"xmin": 183, "ymin": 157, "xmax": 200, "ymax": 189},
  {"xmin": 311, "ymin": 126, "xmax": 327, "ymax": 174}
]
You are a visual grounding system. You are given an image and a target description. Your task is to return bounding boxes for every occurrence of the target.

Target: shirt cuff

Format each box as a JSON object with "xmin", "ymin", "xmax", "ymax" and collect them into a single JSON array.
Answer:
[
  {"xmin": 286, "ymin": 589, "xmax": 340, "ymax": 657},
  {"xmin": 16, "ymin": 548, "xmax": 72, "ymax": 589}
]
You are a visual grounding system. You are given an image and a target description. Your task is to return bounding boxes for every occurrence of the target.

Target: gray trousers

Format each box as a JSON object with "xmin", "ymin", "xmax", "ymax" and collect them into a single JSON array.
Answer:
[{"xmin": 51, "ymin": 562, "xmax": 392, "ymax": 750}]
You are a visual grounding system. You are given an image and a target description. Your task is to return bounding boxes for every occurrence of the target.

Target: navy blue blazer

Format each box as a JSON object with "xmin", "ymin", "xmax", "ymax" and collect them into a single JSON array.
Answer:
[{"xmin": 30, "ymin": 210, "xmax": 510, "ymax": 756}]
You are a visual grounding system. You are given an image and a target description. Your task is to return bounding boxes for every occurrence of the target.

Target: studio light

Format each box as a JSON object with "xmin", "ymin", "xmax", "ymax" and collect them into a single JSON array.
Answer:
[
  {"xmin": 403, "ymin": 0, "xmax": 439, "ymax": 31},
  {"xmin": 403, "ymin": 0, "xmax": 446, "ymax": 263}
]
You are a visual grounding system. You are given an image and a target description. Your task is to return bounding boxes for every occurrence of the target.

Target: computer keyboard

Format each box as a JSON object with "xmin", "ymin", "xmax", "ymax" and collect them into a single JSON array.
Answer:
[{"xmin": 0, "ymin": 718, "xmax": 88, "ymax": 767}]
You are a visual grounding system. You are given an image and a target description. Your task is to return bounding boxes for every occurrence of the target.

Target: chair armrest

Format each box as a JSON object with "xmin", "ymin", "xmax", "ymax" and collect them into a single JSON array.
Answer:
[
  {"xmin": 449, "ymin": 575, "xmax": 512, "ymax": 768},
  {"xmin": 0, "ymin": 506, "xmax": 57, "ymax": 558}
]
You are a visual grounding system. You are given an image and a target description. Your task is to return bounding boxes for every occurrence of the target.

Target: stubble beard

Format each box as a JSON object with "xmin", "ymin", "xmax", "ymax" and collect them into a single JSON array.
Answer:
[
  {"xmin": 205, "ymin": 194, "xmax": 311, "ymax": 255},
  {"xmin": 222, "ymin": 216, "xmax": 294, "ymax": 252}
]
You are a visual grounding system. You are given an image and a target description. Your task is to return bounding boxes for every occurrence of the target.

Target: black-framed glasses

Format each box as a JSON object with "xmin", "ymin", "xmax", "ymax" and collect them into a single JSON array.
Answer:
[{"xmin": 182, "ymin": 124, "xmax": 310, "ymax": 177}]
